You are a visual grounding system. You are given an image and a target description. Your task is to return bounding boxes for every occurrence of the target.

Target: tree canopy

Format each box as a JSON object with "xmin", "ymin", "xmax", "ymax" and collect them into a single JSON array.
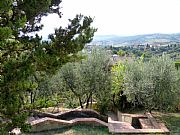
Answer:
[
  {"xmin": 123, "ymin": 55, "xmax": 179, "ymax": 111},
  {"xmin": 0, "ymin": 0, "xmax": 96, "ymax": 131},
  {"xmin": 51, "ymin": 48, "xmax": 112, "ymax": 114}
]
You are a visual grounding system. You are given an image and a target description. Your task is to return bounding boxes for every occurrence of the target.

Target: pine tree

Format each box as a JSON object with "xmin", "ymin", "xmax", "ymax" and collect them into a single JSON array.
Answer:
[{"xmin": 0, "ymin": 0, "xmax": 96, "ymax": 131}]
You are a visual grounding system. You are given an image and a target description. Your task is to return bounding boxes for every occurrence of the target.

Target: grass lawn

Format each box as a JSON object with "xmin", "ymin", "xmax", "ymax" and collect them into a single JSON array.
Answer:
[
  {"xmin": 26, "ymin": 112, "xmax": 180, "ymax": 135},
  {"xmin": 152, "ymin": 112, "xmax": 180, "ymax": 135}
]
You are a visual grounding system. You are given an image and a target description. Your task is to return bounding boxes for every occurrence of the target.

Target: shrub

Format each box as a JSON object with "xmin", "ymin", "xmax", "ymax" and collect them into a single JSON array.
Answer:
[{"xmin": 124, "ymin": 55, "xmax": 179, "ymax": 112}]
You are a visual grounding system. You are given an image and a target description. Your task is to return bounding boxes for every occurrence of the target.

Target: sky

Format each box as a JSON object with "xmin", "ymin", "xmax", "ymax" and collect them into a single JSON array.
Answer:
[{"xmin": 38, "ymin": 0, "xmax": 180, "ymax": 38}]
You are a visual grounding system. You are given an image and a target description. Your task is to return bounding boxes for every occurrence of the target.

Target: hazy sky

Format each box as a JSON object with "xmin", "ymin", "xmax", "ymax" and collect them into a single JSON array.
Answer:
[{"xmin": 39, "ymin": 0, "xmax": 180, "ymax": 37}]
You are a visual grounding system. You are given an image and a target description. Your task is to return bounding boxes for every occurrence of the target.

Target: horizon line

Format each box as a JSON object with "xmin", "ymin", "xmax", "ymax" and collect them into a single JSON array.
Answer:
[{"xmin": 94, "ymin": 32, "xmax": 180, "ymax": 37}]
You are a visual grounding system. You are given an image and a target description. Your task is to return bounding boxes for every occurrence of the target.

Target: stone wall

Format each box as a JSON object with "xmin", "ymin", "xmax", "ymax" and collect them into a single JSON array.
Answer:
[
  {"xmin": 30, "ymin": 117, "xmax": 108, "ymax": 132},
  {"xmin": 117, "ymin": 111, "xmax": 132, "ymax": 123}
]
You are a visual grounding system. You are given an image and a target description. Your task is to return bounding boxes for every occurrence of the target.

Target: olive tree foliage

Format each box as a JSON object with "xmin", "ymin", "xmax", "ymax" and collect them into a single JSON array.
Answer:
[
  {"xmin": 51, "ymin": 48, "xmax": 112, "ymax": 113},
  {"xmin": 0, "ymin": 0, "xmax": 96, "ymax": 131},
  {"xmin": 87, "ymin": 49, "xmax": 112, "ymax": 113},
  {"xmin": 177, "ymin": 69, "xmax": 180, "ymax": 110},
  {"xmin": 24, "ymin": 72, "xmax": 54, "ymax": 108},
  {"xmin": 124, "ymin": 55, "xmax": 179, "ymax": 111}
]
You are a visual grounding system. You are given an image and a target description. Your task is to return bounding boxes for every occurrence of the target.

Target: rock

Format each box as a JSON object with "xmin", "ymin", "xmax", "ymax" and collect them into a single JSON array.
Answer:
[
  {"xmin": 9, "ymin": 128, "xmax": 21, "ymax": 135},
  {"xmin": 27, "ymin": 116, "xmax": 36, "ymax": 123}
]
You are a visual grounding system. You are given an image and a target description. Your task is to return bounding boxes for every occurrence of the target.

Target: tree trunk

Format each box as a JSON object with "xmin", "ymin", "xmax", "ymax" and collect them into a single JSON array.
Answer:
[
  {"xmin": 79, "ymin": 97, "xmax": 83, "ymax": 109},
  {"xmin": 30, "ymin": 92, "xmax": 33, "ymax": 104},
  {"xmin": 85, "ymin": 93, "xmax": 92, "ymax": 109},
  {"xmin": 90, "ymin": 95, "xmax": 93, "ymax": 109},
  {"xmin": 112, "ymin": 94, "xmax": 117, "ymax": 108}
]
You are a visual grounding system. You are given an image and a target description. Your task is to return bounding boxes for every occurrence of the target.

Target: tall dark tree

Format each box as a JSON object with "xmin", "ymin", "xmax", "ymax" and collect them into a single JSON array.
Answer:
[{"xmin": 0, "ymin": 0, "xmax": 96, "ymax": 131}]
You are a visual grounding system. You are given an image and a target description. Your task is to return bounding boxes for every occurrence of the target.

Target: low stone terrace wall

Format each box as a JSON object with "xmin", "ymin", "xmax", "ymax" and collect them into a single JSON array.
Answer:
[
  {"xmin": 108, "ymin": 111, "xmax": 169, "ymax": 134},
  {"xmin": 30, "ymin": 117, "xmax": 108, "ymax": 132},
  {"xmin": 117, "ymin": 111, "xmax": 147, "ymax": 123},
  {"xmin": 29, "ymin": 109, "xmax": 169, "ymax": 134},
  {"xmin": 29, "ymin": 109, "xmax": 108, "ymax": 132},
  {"xmin": 33, "ymin": 109, "xmax": 108, "ymax": 122}
]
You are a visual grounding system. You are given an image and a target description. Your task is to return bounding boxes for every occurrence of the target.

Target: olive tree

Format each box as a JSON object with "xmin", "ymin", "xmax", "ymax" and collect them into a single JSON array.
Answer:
[
  {"xmin": 51, "ymin": 48, "xmax": 112, "ymax": 113},
  {"xmin": 124, "ymin": 55, "xmax": 179, "ymax": 111}
]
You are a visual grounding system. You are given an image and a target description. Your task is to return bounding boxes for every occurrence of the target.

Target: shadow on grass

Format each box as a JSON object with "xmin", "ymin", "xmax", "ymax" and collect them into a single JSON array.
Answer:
[
  {"xmin": 26, "ymin": 125, "xmax": 111, "ymax": 135},
  {"xmin": 25, "ymin": 124, "xmax": 166, "ymax": 135},
  {"xmin": 26, "ymin": 126, "xmax": 72, "ymax": 135}
]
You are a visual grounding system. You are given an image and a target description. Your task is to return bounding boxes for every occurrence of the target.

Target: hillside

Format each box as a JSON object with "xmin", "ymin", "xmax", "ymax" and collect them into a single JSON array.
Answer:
[{"xmin": 92, "ymin": 33, "xmax": 180, "ymax": 46}]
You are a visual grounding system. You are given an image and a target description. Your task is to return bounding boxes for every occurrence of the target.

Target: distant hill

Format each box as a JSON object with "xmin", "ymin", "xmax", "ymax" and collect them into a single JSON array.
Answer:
[{"xmin": 92, "ymin": 33, "xmax": 180, "ymax": 46}]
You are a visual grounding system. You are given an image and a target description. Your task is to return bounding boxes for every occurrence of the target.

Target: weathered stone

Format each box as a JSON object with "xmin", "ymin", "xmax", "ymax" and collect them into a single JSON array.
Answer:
[
  {"xmin": 139, "ymin": 118, "xmax": 154, "ymax": 129},
  {"xmin": 9, "ymin": 128, "xmax": 21, "ymax": 135},
  {"xmin": 108, "ymin": 111, "xmax": 169, "ymax": 134},
  {"xmin": 30, "ymin": 117, "xmax": 108, "ymax": 132},
  {"xmin": 29, "ymin": 109, "xmax": 169, "ymax": 134}
]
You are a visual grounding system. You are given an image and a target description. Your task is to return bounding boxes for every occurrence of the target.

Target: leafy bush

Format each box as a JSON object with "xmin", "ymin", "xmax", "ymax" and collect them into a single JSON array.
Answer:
[
  {"xmin": 34, "ymin": 98, "xmax": 56, "ymax": 109},
  {"xmin": 51, "ymin": 48, "xmax": 112, "ymax": 111},
  {"xmin": 124, "ymin": 55, "xmax": 179, "ymax": 112},
  {"xmin": 0, "ymin": 130, "xmax": 8, "ymax": 135}
]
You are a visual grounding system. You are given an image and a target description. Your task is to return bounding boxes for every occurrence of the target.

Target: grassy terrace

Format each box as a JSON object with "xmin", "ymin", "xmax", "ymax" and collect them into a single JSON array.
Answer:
[
  {"xmin": 152, "ymin": 112, "xmax": 180, "ymax": 135},
  {"xmin": 26, "ymin": 112, "xmax": 180, "ymax": 135}
]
